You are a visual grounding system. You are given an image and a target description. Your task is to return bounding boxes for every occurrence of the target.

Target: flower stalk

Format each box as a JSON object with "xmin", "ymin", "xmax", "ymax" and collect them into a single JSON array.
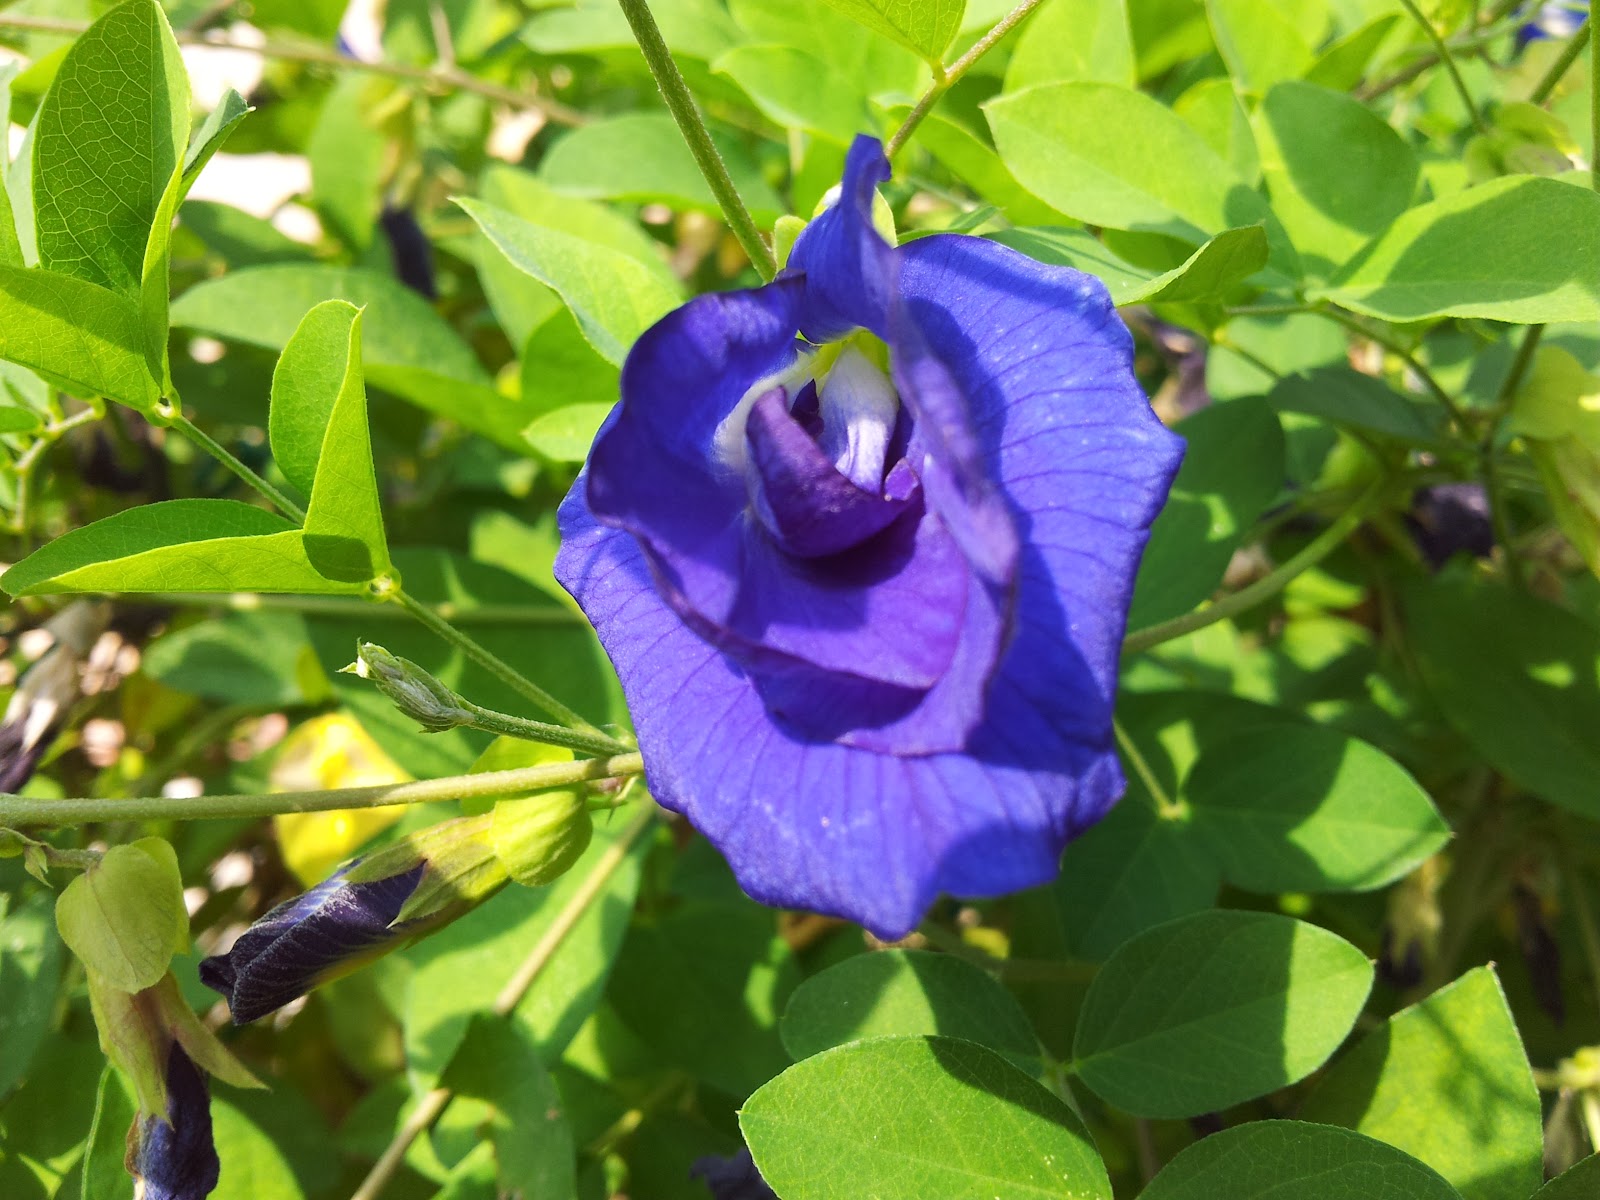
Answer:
[
  {"xmin": 0, "ymin": 752, "xmax": 646, "ymax": 826},
  {"xmin": 616, "ymin": 0, "xmax": 778, "ymax": 280}
]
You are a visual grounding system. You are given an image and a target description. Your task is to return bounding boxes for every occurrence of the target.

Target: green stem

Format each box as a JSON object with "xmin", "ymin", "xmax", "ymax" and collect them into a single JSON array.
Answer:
[
  {"xmin": 1395, "ymin": 0, "xmax": 1491, "ymax": 133},
  {"xmin": 1112, "ymin": 719, "xmax": 1183, "ymax": 820},
  {"xmin": 456, "ymin": 698, "xmax": 631, "ymax": 758},
  {"xmin": 1356, "ymin": 0, "xmax": 1526, "ymax": 100},
  {"xmin": 390, "ymin": 589, "xmax": 618, "ymax": 742},
  {"xmin": 885, "ymin": 0, "xmax": 1050, "ymax": 157},
  {"xmin": 0, "ymin": 13, "xmax": 585, "ymax": 125},
  {"xmin": 1529, "ymin": 22, "xmax": 1592, "ymax": 104},
  {"xmin": 0, "ymin": 752, "xmax": 645, "ymax": 826},
  {"xmin": 1123, "ymin": 479, "xmax": 1386, "ymax": 655},
  {"xmin": 168, "ymin": 413, "xmax": 306, "ymax": 520},
  {"xmin": 349, "ymin": 803, "xmax": 657, "ymax": 1200},
  {"xmin": 1482, "ymin": 324, "xmax": 1543, "ymax": 589},
  {"xmin": 615, "ymin": 0, "xmax": 777, "ymax": 280}
]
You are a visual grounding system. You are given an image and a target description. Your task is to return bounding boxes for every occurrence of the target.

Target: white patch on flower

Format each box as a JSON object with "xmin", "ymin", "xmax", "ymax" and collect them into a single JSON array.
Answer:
[
  {"xmin": 712, "ymin": 348, "xmax": 815, "ymax": 474},
  {"xmin": 819, "ymin": 346, "xmax": 900, "ymax": 490}
]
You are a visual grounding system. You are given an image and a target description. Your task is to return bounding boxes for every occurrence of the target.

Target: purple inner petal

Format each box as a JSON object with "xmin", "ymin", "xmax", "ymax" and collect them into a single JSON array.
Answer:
[{"xmin": 744, "ymin": 389, "xmax": 917, "ymax": 559}]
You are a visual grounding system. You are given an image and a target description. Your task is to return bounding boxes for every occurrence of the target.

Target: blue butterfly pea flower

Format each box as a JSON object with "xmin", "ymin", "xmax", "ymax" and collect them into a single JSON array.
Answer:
[
  {"xmin": 556, "ymin": 136, "xmax": 1183, "ymax": 938},
  {"xmin": 136, "ymin": 1044, "xmax": 221, "ymax": 1200}
]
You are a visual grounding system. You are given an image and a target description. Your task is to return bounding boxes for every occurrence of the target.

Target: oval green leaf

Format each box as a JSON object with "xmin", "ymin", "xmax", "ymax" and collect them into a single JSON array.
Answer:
[
  {"xmin": 815, "ymin": 0, "xmax": 965, "ymax": 63},
  {"xmin": 742, "ymin": 1036, "xmax": 1112, "ymax": 1200},
  {"xmin": 1072, "ymin": 910, "xmax": 1373, "ymax": 1118},
  {"xmin": 1301, "ymin": 967, "xmax": 1542, "ymax": 1200},
  {"xmin": 1537, "ymin": 1155, "xmax": 1600, "ymax": 1200},
  {"xmin": 1140, "ymin": 1121, "xmax": 1463, "ymax": 1199},
  {"xmin": 779, "ymin": 949, "xmax": 1041, "ymax": 1070},
  {"xmin": 1185, "ymin": 724, "xmax": 1451, "ymax": 893},
  {"xmin": 0, "ymin": 267, "xmax": 158, "ymax": 411},
  {"xmin": 1317, "ymin": 176, "xmax": 1600, "ymax": 323}
]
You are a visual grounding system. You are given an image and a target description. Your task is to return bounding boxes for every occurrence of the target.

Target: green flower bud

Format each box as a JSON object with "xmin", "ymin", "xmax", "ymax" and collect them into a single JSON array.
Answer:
[
  {"xmin": 344, "ymin": 642, "xmax": 473, "ymax": 732},
  {"xmin": 491, "ymin": 789, "xmax": 594, "ymax": 887}
]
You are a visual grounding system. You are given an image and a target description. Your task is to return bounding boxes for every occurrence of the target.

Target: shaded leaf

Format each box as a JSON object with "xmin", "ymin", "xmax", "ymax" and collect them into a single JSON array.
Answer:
[{"xmin": 0, "ymin": 266, "xmax": 158, "ymax": 410}]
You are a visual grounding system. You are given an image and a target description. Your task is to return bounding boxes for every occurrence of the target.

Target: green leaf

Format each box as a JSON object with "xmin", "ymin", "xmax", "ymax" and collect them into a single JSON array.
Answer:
[
  {"xmin": 1174, "ymin": 78, "xmax": 1259, "ymax": 184},
  {"xmin": 0, "ymin": 403, "xmax": 41, "ymax": 433},
  {"xmin": 0, "ymin": 266, "xmax": 159, "ymax": 410},
  {"xmin": 55, "ymin": 838, "xmax": 186, "ymax": 994},
  {"xmin": 1, "ymin": 498, "xmax": 365, "ymax": 597},
  {"xmin": 1267, "ymin": 367, "xmax": 1444, "ymax": 445},
  {"xmin": 779, "ymin": 949, "xmax": 1041, "ymax": 1071},
  {"xmin": 1140, "ymin": 1121, "xmax": 1463, "ymax": 1199},
  {"xmin": 141, "ymin": 611, "xmax": 319, "ymax": 707},
  {"xmin": 712, "ymin": 45, "xmax": 875, "ymax": 145},
  {"xmin": 1404, "ymin": 577, "xmax": 1600, "ymax": 821},
  {"xmin": 986, "ymin": 82, "xmax": 1269, "ymax": 243},
  {"xmin": 32, "ymin": 0, "xmax": 191, "ymax": 297},
  {"xmin": 608, "ymin": 902, "xmax": 796, "ymax": 1097},
  {"xmin": 1052, "ymin": 798, "xmax": 1219, "ymax": 962},
  {"xmin": 991, "ymin": 224, "xmax": 1267, "ymax": 307},
  {"xmin": 1316, "ymin": 176, "xmax": 1600, "ymax": 324},
  {"xmin": 910, "ymin": 115, "xmax": 1065, "ymax": 226},
  {"xmin": 1537, "ymin": 1156, "xmax": 1600, "ymax": 1199},
  {"xmin": 0, "ymin": 164, "xmax": 22, "ymax": 268},
  {"xmin": 0, "ymin": 892, "xmax": 64, "ymax": 1098},
  {"xmin": 178, "ymin": 202, "xmax": 315, "ymax": 268},
  {"xmin": 1185, "ymin": 724, "xmax": 1451, "ymax": 893},
  {"xmin": 460, "ymin": 197, "xmax": 683, "ymax": 367},
  {"xmin": 742, "ymin": 1036, "xmax": 1112, "ymax": 1200},
  {"xmin": 169, "ymin": 265, "xmax": 530, "ymax": 450},
  {"xmin": 1004, "ymin": 0, "xmax": 1134, "ymax": 89},
  {"xmin": 180, "ymin": 88, "xmax": 251, "ymax": 194},
  {"xmin": 1128, "ymin": 396, "xmax": 1285, "ymax": 628},
  {"xmin": 814, "ymin": 0, "xmax": 965, "ymax": 62},
  {"xmin": 519, "ymin": 306, "xmax": 620, "ymax": 422},
  {"xmin": 401, "ymin": 815, "xmax": 645, "ymax": 1085},
  {"xmin": 539, "ymin": 113, "xmax": 784, "ymax": 223},
  {"xmin": 212, "ymin": 1099, "xmax": 307, "ymax": 1200},
  {"xmin": 730, "ymin": 0, "xmax": 923, "ymax": 96},
  {"xmin": 1072, "ymin": 910, "xmax": 1373, "ymax": 1118},
  {"xmin": 80, "ymin": 1068, "xmax": 137, "ymax": 1200},
  {"xmin": 139, "ymin": 163, "xmax": 185, "ymax": 393},
  {"xmin": 1206, "ymin": 0, "xmax": 1315, "ymax": 95},
  {"xmin": 440, "ymin": 1017, "xmax": 576, "ymax": 1200},
  {"xmin": 307, "ymin": 74, "xmax": 385, "ymax": 251},
  {"xmin": 522, "ymin": 0, "xmax": 744, "ymax": 62},
  {"xmin": 270, "ymin": 300, "xmax": 390, "ymax": 583},
  {"xmin": 522, "ymin": 402, "xmax": 613, "ymax": 463},
  {"xmin": 1304, "ymin": 14, "xmax": 1402, "ymax": 93},
  {"xmin": 1301, "ymin": 967, "xmax": 1541, "ymax": 1200},
  {"xmin": 1255, "ymin": 81, "xmax": 1419, "ymax": 275}
]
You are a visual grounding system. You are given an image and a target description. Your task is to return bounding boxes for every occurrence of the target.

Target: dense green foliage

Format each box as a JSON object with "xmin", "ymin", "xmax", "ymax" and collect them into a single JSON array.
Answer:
[{"xmin": 1, "ymin": 0, "xmax": 1599, "ymax": 1197}]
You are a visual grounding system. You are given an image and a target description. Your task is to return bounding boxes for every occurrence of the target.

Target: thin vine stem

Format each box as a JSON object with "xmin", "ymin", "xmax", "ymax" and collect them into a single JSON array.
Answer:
[
  {"xmin": 1123, "ymin": 479, "xmax": 1386, "ymax": 655},
  {"xmin": 450, "ymin": 697, "xmax": 631, "ymax": 758},
  {"xmin": 0, "ymin": 13, "xmax": 585, "ymax": 125},
  {"xmin": 1357, "ymin": 0, "xmax": 1526, "ymax": 100},
  {"xmin": 1529, "ymin": 22, "xmax": 1592, "ymax": 104},
  {"xmin": 349, "ymin": 803, "xmax": 657, "ymax": 1200},
  {"xmin": 1394, "ymin": 0, "xmax": 1491, "ymax": 132},
  {"xmin": 144, "ymin": 592, "xmax": 582, "ymax": 625},
  {"xmin": 0, "ymin": 752, "xmax": 645, "ymax": 826},
  {"xmin": 1112, "ymin": 719, "xmax": 1184, "ymax": 819},
  {"xmin": 168, "ymin": 413, "xmax": 306, "ymax": 520},
  {"xmin": 615, "ymin": 0, "xmax": 777, "ymax": 280},
  {"xmin": 885, "ymin": 0, "xmax": 1050, "ymax": 158}
]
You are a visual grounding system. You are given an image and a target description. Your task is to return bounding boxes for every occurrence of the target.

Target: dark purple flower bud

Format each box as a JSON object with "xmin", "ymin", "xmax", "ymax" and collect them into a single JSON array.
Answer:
[
  {"xmin": 135, "ymin": 1044, "xmax": 220, "ymax": 1200},
  {"xmin": 690, "ymin": 1147, "xmax": 779, "ymax": 1200},
  {"xmin": 556, "ymin": 136, "xmax": 1183, "ymax": 937},
  {"xmin": 200, "ymin": 862, "xmax": 426, "ymax": 1023},
  {"xmin": 379, "ymin": 206, "xmax": 437, "ymax": 299},
  {"xmin": 1407, "ymin": 483, "xmax": 1494, "ymax": 569}
]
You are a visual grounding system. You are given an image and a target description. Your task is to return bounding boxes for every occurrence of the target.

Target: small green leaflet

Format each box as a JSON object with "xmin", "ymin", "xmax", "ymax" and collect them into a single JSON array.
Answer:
[
  {"xmin": 459, "ymin": 197, "xmax": 682, "ymax": 366},
  {"xmin": 270, "ymin": 300, "xmax": 392, "ymax": 584},
  {"xmin": 713, "ymin": 45, "xmax": 875, "ymax": 145},
  {"xmin": 742, "ymin": 1036, "xmax": 1113, "ymax": 1200},
  {"xmin": 1, "ymin": 499, "xmax": 367, "ymax": 597},
  {"xmin": 1301, "ymin": 967, "xmax": 1541, "ymax": 1200},
  {"xmin": 1537, "ymin": 1156, "xmax": 1600, "ymax": 1199},
  {"xmin": 1317, "ymin": 176, "xmax": 1600, "ymax": 323},
  {"xmin": 815, "ymin": 0, "xmax": 966, "ymax": 63},
  {"xmin": 54, "ymin": 838, "xmax": 187, "ymax": 994},
  {"xmin": 0, "ymin": 267, "xmax": 159, "ymax": 411},
  {"xmin": 181, "ymin": 89, "xmax": 251, "ymax": 195},
  {"xmin": 1072, "ymin": 910, "xmax": 1373, "ymax": 1118},
  {"xmin": 32, "ymin": 0, "xmax": 191, "ymax": 298},
  {"xmin": 993, "ymin": 224, "xmax": 1269, "ymax": 307},
  {"xmin": 1140, "ymin": 1121, "xmax": 1463, "ymax": 1199}
]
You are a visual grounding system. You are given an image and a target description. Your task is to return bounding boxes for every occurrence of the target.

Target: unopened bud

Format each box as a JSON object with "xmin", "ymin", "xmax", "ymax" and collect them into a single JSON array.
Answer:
[
  {"xmin": 491, "ymin": 789, "xmax": 593, "ymax": 887},
  {"xmin": 344, "ymin": 642, "xmax": 472, "ymax": 732}
]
